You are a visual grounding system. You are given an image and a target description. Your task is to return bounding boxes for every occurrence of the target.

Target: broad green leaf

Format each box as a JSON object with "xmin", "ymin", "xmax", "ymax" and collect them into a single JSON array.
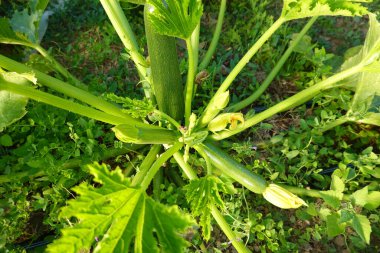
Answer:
[
  {"xmin": 331, "ymin": 175, "xmax": 345, "ymax": 193},
  {"xmin": 351, "ymin": 214, "xmax": 372, "ymax": 244},
  {"xmin": 281, "ymin": 0, "xmax": 369, "ymax": 21},
  {"xmin": 11, "ymin": 9, "xmax": 40, "ymax": 43},
  {"xmin": 326, "ymin": 213, "xmax": 346, "ymax": 238},
  {"xmin": 0, "ymin": 72, "xmax": 36, "ymax": 132},
  {"xmin": 350, "ymin": 186, "xmax": 369, "ymax": 207},
  {"xmin": 185, "ymin": 176, "xmax": 228, "ymax": 241},
  {"xmin": 147, "ymin": 0, "xmax": 203, "ymax": 39},
  {"xmin": 320, "ymin": 190, "xmax": 343, "ymax": 209},
  {"xmin": 339, "ymin": 209, "xmax": 354, "ymax": 223},
  {"xmin": 47, "ymin": 163, "xmax": 194, "ymax": 253},
  {"xmin": 364, "ymin": 191, "xmax": 380, "ymax": 210}
]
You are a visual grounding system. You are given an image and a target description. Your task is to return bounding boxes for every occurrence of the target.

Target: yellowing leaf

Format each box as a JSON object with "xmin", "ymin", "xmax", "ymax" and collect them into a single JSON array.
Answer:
[
  {"xmin": 352, "ymin": 214, "xmax": 372, "ymax": 244},
  {"xmin": 47, "ymin": 163, "xmax": 194, "ymax": 253}
]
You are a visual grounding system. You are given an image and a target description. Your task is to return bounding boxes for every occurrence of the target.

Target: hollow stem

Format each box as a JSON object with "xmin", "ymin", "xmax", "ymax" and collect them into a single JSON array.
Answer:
[
  {"xmin": 140, "ymin": 143, "xmax": 183, "ymax": 191},
  {"xmin": 34, "ymin": 44, "xmax": 87, "ymax": 90},
  {"xmin": 200, "ymin": 17, "xmax": 285, "ymax": 121},
  {"xmin": 198, "ymin": 0, "xmax": 227, "ymax": 70},
  {"xmin": 185, "ymin": 38, "xmax": 197, "ymax": 126},
  {"xmin": 0, "ymin": 81, "xmax": 134, "ymax": 125},
  {"xmin": 226, "ymin": 16, "xmax": 318, "ymax": 112},
  {"xmin": 132, "ymin": 145, "xmax": 162, "ymax": 187},
  {"xmin": 0, "ymin": 54, "xmax": 129, "ymax": 119},
  {"xmin": 211, "ymin": 63, "xmax": 364, "ymax": 140}
]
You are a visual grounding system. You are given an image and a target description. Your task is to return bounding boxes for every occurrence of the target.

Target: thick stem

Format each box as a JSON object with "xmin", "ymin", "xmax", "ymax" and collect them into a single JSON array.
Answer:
[
  {"xmin": 191, "ymin": 24, "xmax": 200, "ymax": 71},
  {"xmin": 211, "ymin": 63, "xmax": 364, "ymax": 140},
  {"xmin": 0, "ymin": 54, "xmax": 129, "ymax": 119},
  {"xmin": 226, "ymin": 16, "xmax": 318, "ymax": 112},
  {"xmin": 198, "ymin": 0, "xmax": 227, "ymax": 70},
  {"xmin": 131, "ymin": 145, "xmax": 162, "ymax": 187},
  {"xmin": 317, "ymin": 116, "xmax": 350, "ymax": 133},
  {"xmin": 140, "ymin": 143, "xmax": 183, "ymax": 191},
  {"xmin": 100, "ymin": 0, "xmax": 148, "ymax": 79},
  {"xmin": 34, "ymin": 44, "xmax": 87, "ymax": 90},
  {"xmin": 280, "ymin": 185, "xmax": 350, "ymax": 201},
  {"xmin": 199, "ymin": 17, "xmax": 286, "ymax": 125},
  {"xmin": 185, "ymin": 38, "xmax": 197, "ymax": 126},
  {"xmin": 172, "ymin": 152, "xmax": 250, "ymax": 253},
  {"xmin": 0, "ymin": 81, "xmax": 132, "ymax": 125},
  {"xmin": 211, "ymin": 206, "xmax": 251, "ymax": 253}
]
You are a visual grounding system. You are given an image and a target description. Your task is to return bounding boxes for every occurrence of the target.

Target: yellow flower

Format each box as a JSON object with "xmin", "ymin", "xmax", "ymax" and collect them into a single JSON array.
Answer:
[{"xmin": 263, "ymin": 184, "xmax": 307, "ymax": 209}]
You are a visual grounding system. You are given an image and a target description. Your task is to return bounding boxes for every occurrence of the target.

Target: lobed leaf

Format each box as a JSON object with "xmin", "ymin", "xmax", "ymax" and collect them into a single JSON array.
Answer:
[
  {"xmin": 146, "ymin": 0, "xmax": 203, "ymax": 39},
  {"xmin": 185, "ymin": 176, "xmax": 228, "ymax": 240},
  {"xmin": 281, "ymin": 0, "xmax": 370, "ymax": 20},
  {"xmin": 47, "ymin": 163, "xmax": 194, "ymax": 253}
]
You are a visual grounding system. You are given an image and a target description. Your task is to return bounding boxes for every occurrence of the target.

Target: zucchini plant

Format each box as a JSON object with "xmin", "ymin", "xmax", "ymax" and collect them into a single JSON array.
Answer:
[{"xmin": 1, "ymin": 0, "xmax": 380, "ymax": 252}]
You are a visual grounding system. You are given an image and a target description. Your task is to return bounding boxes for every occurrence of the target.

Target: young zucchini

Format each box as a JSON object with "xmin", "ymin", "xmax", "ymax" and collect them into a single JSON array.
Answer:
[
  {"xmin": 195, "ymin": 141, "xmax": 268, "ymax": 194},
  {"xmin": 144, "ymin": 5, "xmax": 184, "ymax": 121}
]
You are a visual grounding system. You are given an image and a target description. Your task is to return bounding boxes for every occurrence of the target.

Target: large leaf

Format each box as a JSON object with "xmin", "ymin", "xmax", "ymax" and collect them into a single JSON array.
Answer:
[
  {"xmin": 0, "ymin": 72, "xmax": 36, "ymax": 132},
  {"xmin": 47, "ymin": 163, "xmax": 194, "ymax": 253},
  {"xmin": 185, "ymin": 176, "xmax": 228, "ymax": 240},
  {"xmin": 0, "ymin": 18, "xmax": 31, "ymax": 46},
  {"xmin": 281, "ymin": 0, "xmax": 369, "ymax": 20},
  {"xmin": 351, "ymin": 214, "xmax": 372, "ymax": 244},
  {"xmin": 146, "ymin": 0, "xmax": 203, "ymax": 39}
]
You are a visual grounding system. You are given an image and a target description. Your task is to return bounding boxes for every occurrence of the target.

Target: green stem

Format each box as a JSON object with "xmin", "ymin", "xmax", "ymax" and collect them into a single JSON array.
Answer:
[
  {"xmin": 0, "ymin": 81, "xmax": 134, "ymax": 125},
  {"xmin": 196, "ymin": 146, "xmax": 213, "ymax": 175},
  {"xmin": 140, "ymin": 143, "xmax": 183, "ymax": 191},
  {"xmin": 211, "ymin": 63, "xmax": 364, "ymax": 140},
  {"xmin": 99, "ymin": 0, "xmax": 148, "ymax": 80},
  {"xmin": 185, "ymin": 38, "xmax": 197, "ymax": 126},
  {"xmin": 33, "ymin": 44, "xmax": 87, "ymax": 90},
  {"xmin": 132, "ymin": 145, "xmax": 162, "ymax": 187},
  {"xmin": 154, "ymin": 109, "xmax": 182, "ymax": 129},
  {"xmin": 172, "ymin": 152, "xmax": 198, "ymax": 180},
  {"xmin": 198, "ymin": 0, "xmax": 227, "ymax": 70},
  {"xmin": 0, "ymin": 54, "xmax": 129, "ymax": 119},
  {"xmin": 211, "ymin": 205, "xmax": 251, "ymax": 253},
  {"xmin": 199, "ymin": 17, "xmax": 285, "ymax": 125},
  {"xmin": 153, "ymin": 169, "xmax": 163, "ymax": 200},
  {"xmin": 317, "ymin": 116, "xmax": 350, "ymax": 133},
  {"xmin": 226, "ymin": 16, "xmax": 318, "ymax": 112},
  {"xmin": 280, "ymin": 185, "xmax": 350, "ymax": 201},
  {"xmin": 191, "ymin": 24, "xmax": 200, "ymax": 71},
  {"xmin": 172, "ymin": 152, "xmax": 250, "ymax": 253}
]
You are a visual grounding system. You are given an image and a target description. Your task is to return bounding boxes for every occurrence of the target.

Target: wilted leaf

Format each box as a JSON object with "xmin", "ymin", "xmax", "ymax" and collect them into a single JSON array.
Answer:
[{"xmin": 47, "ymin": 163, "xmax": 194, "ymax": 253}]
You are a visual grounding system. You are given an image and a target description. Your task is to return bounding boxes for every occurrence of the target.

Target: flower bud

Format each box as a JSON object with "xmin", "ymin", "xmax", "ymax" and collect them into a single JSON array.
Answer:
[
  {"xmin": 207, "ymin": 113, "xmax": 244, "ymax": 133},
  {"xmin": 263, "ymin": 184, "xmax": 307, "ymax": 209}
]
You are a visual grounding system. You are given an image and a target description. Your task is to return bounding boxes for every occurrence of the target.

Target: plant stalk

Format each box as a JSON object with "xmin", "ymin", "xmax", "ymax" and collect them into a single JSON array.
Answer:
[
  {"xmin": 185, "ymin": 38, "xmax": 197, "ymax": 126},
  {"xmin": 0, "ymin": 54, "xmax": 129, "ymax": 119},
  {"xmin": 226, "ymin": 16, "xmax": 318, "ymax": 112},
  {"xmin": 140, "ymin": 143, "xmax": 183, "ymax": 191},
  {"xmin": 33, "ymin": 44, "xmax": 87, "ymax": 90},
  {"xmin": 280, "ymin": 185, "xmax": 350, "ymax": 201},
  {"xmin": 132, "ymin": 145, "xmax": 162, "ymax": 187},
  {"xmin": 211, "ymin": 63, "xmax": 365, "ymax": 140},
  {"xmin": 0, "ymin": 81, "xmax": 136, "ymax": 125},
  {"xmin": 198, "ymin": 0, "xmax": 227, "ymax": 70}
]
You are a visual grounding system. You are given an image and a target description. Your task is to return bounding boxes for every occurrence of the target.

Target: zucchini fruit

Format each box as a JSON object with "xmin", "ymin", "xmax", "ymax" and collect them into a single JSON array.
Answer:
[
  {"xmin": 195, "ymin": 141, "xmax": 268, "ymax": 194},
  {"xmin": 144, "ymin": 5, "xmax": 184, "ymax": 121}
]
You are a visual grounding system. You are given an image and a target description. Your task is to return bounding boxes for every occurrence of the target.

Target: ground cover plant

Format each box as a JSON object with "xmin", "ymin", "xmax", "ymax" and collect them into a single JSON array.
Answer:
[{"xmin": 1, "ymin": 0, "xmax": 380, "ymax": 252}]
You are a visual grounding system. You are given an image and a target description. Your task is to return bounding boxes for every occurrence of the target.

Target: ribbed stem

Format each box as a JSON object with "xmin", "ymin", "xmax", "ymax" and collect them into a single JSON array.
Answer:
[
  {"xmin": 132, "ymin": 145, "xmax": 162, "ymax": 187},
  {"xmin": 226, "ymin": 16, "xmax": 318, "ymax": 112},
  {"xmin": 199, "ymin": 0, "xmax": 227, "ymax": 70},
  {"xmin": 185, "ymin": 38, "xmax": 197, "ymax": 126}
]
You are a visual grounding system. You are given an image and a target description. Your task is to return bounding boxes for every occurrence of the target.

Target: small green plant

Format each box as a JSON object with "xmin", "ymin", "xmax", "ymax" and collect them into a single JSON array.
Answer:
[{"xmin": 1, "ymin": 0, "xmax": 380, "ymax": 252}]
